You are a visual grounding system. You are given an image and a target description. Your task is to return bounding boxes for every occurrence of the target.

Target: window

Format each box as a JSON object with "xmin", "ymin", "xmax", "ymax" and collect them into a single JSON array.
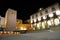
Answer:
[
  {"xmin": 45, "ymin": 9, "xmax": 48, "ymax": 13},
  {"xmin": 46, "ymin": 15, "xmax": 49, "ymax": 20},
  {"xmin": 36, "ymin": 14, "xmax": 38, "ymax": 18},
  {"xmin": 47, "ymin": 20, "xmax": 52, "ymax": 26},
  {"xmin": 32, "ymin": 15, "xmax": 34, "ymax": 19},
  {"xmin": 53, "ymin": 12, "xmax": 57, "ymax": 18},
  {"xmin": 54, "ymin": 18, "xmax": 60, "ymax": 25},
  {"xmin": 52, "ymin": 7, "xmax": 56, "ymax": 11},
  {"xmin": 48, "ymin": 13, "xmax": 53, "ymax": 17},
  {"xmin": 43, "ymin": 15, "xmax": 47, "ymax": 19},
  {"xmin": 40, "ymin": 12, "xmax": 42, "ymax": 15},
  {"xmin": 56, "ymin": 10, "xmax": 60, "ymax": 15}
]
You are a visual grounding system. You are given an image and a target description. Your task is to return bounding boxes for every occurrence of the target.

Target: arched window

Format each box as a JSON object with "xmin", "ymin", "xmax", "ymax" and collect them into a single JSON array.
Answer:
[
  {"xmin": 52, "ymin": 7, "xmax": 56, "ymax": 11},
  {"xmin": 45, "ymin": 9, "xmax": 48, "ymax": 14}
]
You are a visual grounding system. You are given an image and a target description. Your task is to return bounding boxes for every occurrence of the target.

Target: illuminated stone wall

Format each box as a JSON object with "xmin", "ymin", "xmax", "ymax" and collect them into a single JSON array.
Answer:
[
  {"xmin": 16, "ymin": 19, "xmax": 31, "ymax": 30},
  {"xmin": 1, "ymin": 17, "xmax": 5, "ymax": 28},
  {"xmin": 0, "ymin": 16, "xmax": 5, "ymax": 28},
  {"xmin": 17, "ymin": 19, "xmax": 22, "ymax": 24},
  {"xmin": 30, "ymin": 3, "xmax": 60, "ymax": 30},
  {"xmin": 5, "ymin": 8, "xmax": 17, "ymax": 31},
  {"xmin": 16, "ymin": 24, "xmax": 31, "ymax": 30}
]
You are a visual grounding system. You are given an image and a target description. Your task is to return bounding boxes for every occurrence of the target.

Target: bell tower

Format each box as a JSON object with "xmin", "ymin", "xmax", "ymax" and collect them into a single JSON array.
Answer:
[{"xmin": 5, "ymin": 8, "xmax": 17, "ymax": 31}]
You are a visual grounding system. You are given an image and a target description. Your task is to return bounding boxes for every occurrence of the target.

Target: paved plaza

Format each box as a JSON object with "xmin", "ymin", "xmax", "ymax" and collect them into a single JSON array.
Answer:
[{"xmin": 0, "ymin": 31, "xmax": 60, "ymax": 40}]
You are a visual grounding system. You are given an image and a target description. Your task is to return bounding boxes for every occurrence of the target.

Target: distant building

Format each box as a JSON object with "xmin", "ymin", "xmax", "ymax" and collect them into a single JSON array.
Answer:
[
  {"xmin": 0, "ymin": 9, "xmax": 31, "ymax": 31},
  {"xmin": 24, "ymin": 19, "xmax": 30, "ymax": 24},
  {"xmin": 30, "ymin": 3, "xmax": 60, "ymax": 30},
  {"xmin": 16, "ymin": 19, "xmax": 31, "ymax": 31},
  {"xmin": 16, "ymin": 19, "xmax": 22, "ymax": 29},
  {"xmin": 0, "ymin": 16, "xmax": 5, "ymax": 31},
  {"xmin": 5, "ymin": 8, "xmax": 17, "ymax": 31},
  {"xmin": 1, "ymin": 17, "xmax": 5, "ymax": 28},
  {"xmin": 17, "ymin": 19, "xmax": 22, "ymax": 24},
  {"xmin": 16, "ymin": 24, "xmax": 31, "ymax": 30},
  {"xmin": 0, "ymin": 16, "xmax": 5, "ymax": 28}
]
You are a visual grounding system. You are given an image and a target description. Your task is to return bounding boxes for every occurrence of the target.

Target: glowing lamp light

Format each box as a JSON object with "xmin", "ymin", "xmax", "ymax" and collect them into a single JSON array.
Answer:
[
  {"xmin": 49, "ymin": 13, "xmax": 53, "ymax": 17},
  {"xmin": 38, "ymin": 17, "xmax": 41, "ymax": 21},
  {"xmin": 47, "ymin": 20, "xmax": 52, "ymax": 26},
  {"xmin": 56, "ymin": 10, "xmax": 60, "ymax": 15},
  {"xmin": 34, "ymin": 19, "xmax": 36, "ymax": 22},
  {"xmin": 42, "ymin": 22, "xmax": 45, "ymax": 29},
  {"xmin": 20, "ymin": 27, "xmax": 23, "ymax": 30},
  {"xmin": 54, "ymin": 18, "xmax": 60, "ymax": 25},
  {"xmin": 10, "ymin": 32, "xmax": 13, "ymax": 34},
  {"xmin": 20, "ymin": 27, "xmax": 27, "ymax": 30},
  {"xmin": 23, "ymin": 28, "xmax": 27, "ymax": 30},
  {"xmin": 43, "ymin": 16, "xmax": 46, "ymax": 19},
  {"xmin": 37, "ymin": 23, "xmax": 40, "ymax": 29},
  {"xmin": 0, "ymin": 31, "xmax": 3, "ymax": 34},
  {"xmin": 58, "ymin": 16, "xmax": 60, "ymax": 19},
  {"xmin": 4, "ymin": 31, "xmax": 6, "ymax": 34},
  {"xmin": 31, "ymin": 21, "xmax": 33, "ymax": 23},
  {"xmin": 39, "ymin": 8, "xmax": 42, "ymax": 10}
]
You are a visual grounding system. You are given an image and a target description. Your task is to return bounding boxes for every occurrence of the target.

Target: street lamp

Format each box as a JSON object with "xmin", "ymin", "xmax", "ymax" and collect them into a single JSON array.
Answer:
[
  {"xmin": 54, "ymin": 18, "xmax": 60, "ymax": 25},
  {"xmin": 56, "ymin": 10, "xmax": 60, "ymax": 15},
  {"xmin": 34, "ymin": 19, "xmax": 36, "ymax": 23},
  {"xmin": 43, "ymin": 15, "xmax": 47, "ymax": 19},
  {"xmin": 48, "ymin": 13, "xmax": 53, "ymax": 18},
  {"xmin": 31, "ymin": 20, "xmax": 33, "ymax": 23},
  {"xmin": 38, "ymin": 17, "xmax": 41, "ymax": 21},
  {"xmin": 39, "ymin": 8, "xmax": 43, "ymax": 10}
]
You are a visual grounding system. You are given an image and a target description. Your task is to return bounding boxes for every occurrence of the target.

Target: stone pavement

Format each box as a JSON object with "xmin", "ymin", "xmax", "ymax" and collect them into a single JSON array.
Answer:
[{"xmin": 0, "ymin": 32, "xmax": 60, "ymax": 40}]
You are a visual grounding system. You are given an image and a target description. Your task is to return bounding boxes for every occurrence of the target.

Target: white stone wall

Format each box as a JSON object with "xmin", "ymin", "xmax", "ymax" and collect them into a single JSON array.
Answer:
[
  {"xmin": 1, "ymin": 17, "xmax": 5, "ymax": 28},
  {"xmin": 30, "ymin": 3, "xmax": 60, "ymax": 30},
  {"xmin": 5, "ymin": 8, "xmax": 17, "ymax": 31},
  {"xmin": 0, "ymin": 16, "xmax": 5, "ymax": 28}
]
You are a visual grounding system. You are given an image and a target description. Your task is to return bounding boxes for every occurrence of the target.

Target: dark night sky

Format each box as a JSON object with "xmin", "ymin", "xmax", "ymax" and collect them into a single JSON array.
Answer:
[{"xmin": 0, "ymin": 0, "xmax": 60, "ymax": 21}]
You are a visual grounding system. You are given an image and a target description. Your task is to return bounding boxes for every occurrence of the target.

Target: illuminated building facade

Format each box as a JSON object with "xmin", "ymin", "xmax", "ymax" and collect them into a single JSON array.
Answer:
[
  {"xmin": 0, "ymin": 16, "xmax": 30, "ymax": 31},
  {"xmin": 16, "ymin": 24, "xmax": 31, "ymax": 30},
  {"xmin": 17, "ymin": 19, "xmax": 22, "ymax": 24},
  {"xmin": 0, "ymin": 8, "xmax": 30, "ymax": 32},
  {"xmin": 5, "ymin": 8, "xmax": 17, "ymax": 31},
  {"xmin": 30, "ymin": 3, "xmax": 60, "ymax": 30},
  {"xmin": 0, "ymin": 16, "xmax": 5, "ymax": 28},
  {"xmin": 0, "ymin": 16, "xmax": 5, "ymax": 31},
  {"xmin": 16, "ymin": 19, "xmax": 31, "ymax": 31},
  {"xmin": 1, "ymin": 17, "xmax": 5, "ymax": 28}
]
